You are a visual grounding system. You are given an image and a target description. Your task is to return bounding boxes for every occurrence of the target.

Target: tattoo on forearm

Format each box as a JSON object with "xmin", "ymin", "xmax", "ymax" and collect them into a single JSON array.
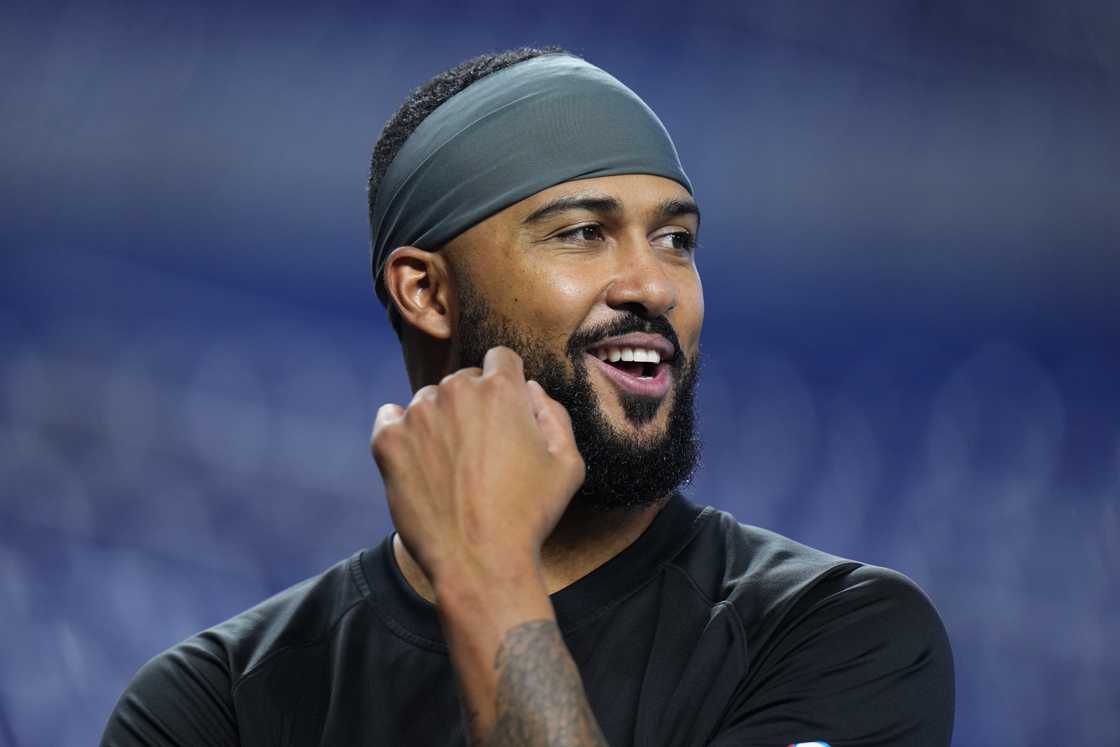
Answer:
[{"xmin": 480, "ymin": 619, "xmax": 608, "ymax": 747}]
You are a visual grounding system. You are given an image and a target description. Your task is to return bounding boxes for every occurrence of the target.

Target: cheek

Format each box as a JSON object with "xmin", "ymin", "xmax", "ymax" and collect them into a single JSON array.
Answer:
[
  {"xmin": 517, "ymin": 265, "xmax": 596, "ymax": 329},
  {"xmin": 688, "ymin": 284, "xmax": 705, "ymax": 338},
  {"xmin": 544, "ymin": 273, "xmax": 596, "ymax": 308},
  {"xmin": 672, "ymin": 268, "xmax": 704, "ymax": 343}
]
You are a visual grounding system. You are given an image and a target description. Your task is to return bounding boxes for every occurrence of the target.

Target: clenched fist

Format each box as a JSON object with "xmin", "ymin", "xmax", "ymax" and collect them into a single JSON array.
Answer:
[{"xmin": 370, "ymin": 346, "xmax": 586, "ymax": 590}]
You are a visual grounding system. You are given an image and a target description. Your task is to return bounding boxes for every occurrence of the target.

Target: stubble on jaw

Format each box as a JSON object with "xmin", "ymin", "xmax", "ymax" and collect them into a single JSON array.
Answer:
[{"xmin": 453, "ymin": 276, "xmax": 701, "ymax": 512}]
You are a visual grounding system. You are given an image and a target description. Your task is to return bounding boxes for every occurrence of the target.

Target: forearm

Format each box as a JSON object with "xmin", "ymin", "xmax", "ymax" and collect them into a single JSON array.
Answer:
[{"xmin": 435, "ymin": 566, "xmax": 609, "ymax": 747}]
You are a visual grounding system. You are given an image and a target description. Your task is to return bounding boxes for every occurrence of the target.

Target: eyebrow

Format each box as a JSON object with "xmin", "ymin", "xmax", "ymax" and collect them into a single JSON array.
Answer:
[
  {"xmin": 521, "ymin": 192, "xmax": 702, "ymax": 230},
  {"xmin": 522, "ymin": 194, "xmax": 623, "ymax": 225},
  {"xmin": 657, "ymin": 198, "xmax": 702, "ymax": 232}
]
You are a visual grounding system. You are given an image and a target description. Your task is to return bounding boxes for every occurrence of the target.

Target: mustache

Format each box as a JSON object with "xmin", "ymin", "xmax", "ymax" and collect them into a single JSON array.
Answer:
[{"xmin": 566, "ymin": 314, "xmax": 683, "ymax": 367}]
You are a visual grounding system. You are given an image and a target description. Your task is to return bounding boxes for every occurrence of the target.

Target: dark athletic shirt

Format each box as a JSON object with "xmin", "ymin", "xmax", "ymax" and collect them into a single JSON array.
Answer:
[{"xmin": 101, "ymin": 494, "xmax": 954, "ymax": 746}]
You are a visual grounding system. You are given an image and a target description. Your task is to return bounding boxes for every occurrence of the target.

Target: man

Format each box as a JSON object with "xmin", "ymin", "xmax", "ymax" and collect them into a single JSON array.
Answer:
[{"xmin": 102, "ymin": 47, "xmax": 954, "ymax": 746}]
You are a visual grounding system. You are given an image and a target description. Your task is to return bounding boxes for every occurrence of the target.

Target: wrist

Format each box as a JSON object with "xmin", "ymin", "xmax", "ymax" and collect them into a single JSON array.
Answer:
[
  {"xmin": 429, "ymin": 545, "xmax": 542, "ymax": 595},
  {"xmin": 433, "ymin": 558, "xmax": 553, "ymax": 626}
]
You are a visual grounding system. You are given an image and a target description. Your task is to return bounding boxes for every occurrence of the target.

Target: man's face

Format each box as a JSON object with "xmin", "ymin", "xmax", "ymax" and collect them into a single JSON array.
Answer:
[{"xmin": 447, "ymin": 174, "xmax": 704, "ymax": 510}]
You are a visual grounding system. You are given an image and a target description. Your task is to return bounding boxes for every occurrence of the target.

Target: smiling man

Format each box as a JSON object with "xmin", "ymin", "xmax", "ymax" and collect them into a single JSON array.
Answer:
[{"xmin": 102, "ymin": 48, "xmax": 954, "ymax": 746}]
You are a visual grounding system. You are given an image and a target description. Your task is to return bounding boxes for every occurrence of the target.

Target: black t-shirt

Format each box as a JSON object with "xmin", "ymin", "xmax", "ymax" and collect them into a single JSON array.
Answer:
[{"xmin": 101, "ymin": 494, "xmax": 954, "ymax": 746}]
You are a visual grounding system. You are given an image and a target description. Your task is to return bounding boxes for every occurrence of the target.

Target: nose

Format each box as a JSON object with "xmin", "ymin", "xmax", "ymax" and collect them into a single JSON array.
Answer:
[{"xmin": 603, "ymin": 233, "xmax": 678, "ymax": 319}]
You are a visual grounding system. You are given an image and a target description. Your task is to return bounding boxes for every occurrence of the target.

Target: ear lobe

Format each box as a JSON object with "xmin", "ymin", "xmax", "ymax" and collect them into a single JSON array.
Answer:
[{"xmin": 382, "ymin": 247, "xmax": 452, "ymax": 340}]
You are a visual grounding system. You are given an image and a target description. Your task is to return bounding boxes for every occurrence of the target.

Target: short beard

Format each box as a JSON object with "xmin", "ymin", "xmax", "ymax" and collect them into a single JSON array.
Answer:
[{"xmin": 455, "ymin": 282, "xmax": 701, "ymax": 512}]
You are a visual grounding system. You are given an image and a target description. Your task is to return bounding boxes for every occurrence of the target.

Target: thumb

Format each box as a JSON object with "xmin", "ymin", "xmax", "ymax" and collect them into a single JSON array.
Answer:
[{"xmin": 526, "ymin": 379, "xmax": 576, "ymax": 455}]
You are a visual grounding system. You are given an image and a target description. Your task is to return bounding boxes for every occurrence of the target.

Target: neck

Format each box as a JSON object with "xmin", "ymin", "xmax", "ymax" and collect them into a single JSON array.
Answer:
[{"xmin": 392, "ymin": 496, "xmax": 669, "ymax": 605}]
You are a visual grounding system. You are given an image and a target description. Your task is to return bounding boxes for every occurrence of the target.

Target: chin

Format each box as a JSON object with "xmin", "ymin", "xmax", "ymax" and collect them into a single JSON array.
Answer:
[{"xmin": 596, "ymin": 401, "xmax": 664, "ymax": 435}]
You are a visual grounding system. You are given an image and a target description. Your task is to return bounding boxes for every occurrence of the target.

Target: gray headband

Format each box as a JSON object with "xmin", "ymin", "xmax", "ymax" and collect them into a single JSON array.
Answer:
[{"xmin": 369, "ymin": 53, "xmax": 692, "ymax": 306}]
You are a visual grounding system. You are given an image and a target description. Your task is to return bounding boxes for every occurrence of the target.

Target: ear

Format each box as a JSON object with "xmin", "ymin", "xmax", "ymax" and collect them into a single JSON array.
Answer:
[{"xmin": 382, "ymin": 247, "xmax": 452, "ymax": 340}]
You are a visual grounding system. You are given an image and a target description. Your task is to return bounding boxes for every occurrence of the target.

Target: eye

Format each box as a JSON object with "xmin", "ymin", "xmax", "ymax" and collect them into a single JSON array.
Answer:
[
  {"xmin": 654, "ymin": 231, "xmax": 696, "ymax": 253},
  {"xmin": 555, "ymin": 224, "xmax": 605, "ymax": 242}
]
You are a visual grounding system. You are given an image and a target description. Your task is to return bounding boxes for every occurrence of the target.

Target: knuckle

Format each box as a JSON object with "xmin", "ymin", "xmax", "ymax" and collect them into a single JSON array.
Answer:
[
  {"xmin": 551, "ymin": 399, "xmax": 572, "ymax": 421},
  {"xmin": 440, "ymin": 367, "xmax": 482, "ymax": 389},
  {"xmin": 370, "ymin": 425, "xmax": 397, "ymax": 456},
  {"xmin": 481, "ymin": 373, "xmax": 517, "ymax": 399},
  {"xmin": 568, "ymin": 452, "xmax": 587, "ymax": 480},
  {"xmin": 411, "ymin": 384, "xmax": 439, "ymax": 407},
  {"xmin": 488, "ymin": 345, "xmax": 523, "ymax": 369}
]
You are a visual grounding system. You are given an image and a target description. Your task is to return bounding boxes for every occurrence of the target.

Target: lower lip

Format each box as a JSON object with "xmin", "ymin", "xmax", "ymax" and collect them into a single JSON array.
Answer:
[{"xmin": 586, "ymin": 354, "xmax": 672, "ymax": 398}]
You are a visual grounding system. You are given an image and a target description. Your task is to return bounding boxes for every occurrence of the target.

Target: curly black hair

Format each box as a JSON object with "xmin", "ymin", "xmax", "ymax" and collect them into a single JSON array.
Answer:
[{"xmin": 368, "ymin": 45, "xmax": 575, "ymax": 338}]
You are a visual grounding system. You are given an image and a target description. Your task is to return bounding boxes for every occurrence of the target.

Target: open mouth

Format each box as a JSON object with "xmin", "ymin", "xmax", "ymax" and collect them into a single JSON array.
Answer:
[
  {"xmin": 588, "ymin": 344, "xmax": 667, "ymax": 377},
  {"xmin": 585, "ymin": 343, "xmax": 673, "ymax": 397}
]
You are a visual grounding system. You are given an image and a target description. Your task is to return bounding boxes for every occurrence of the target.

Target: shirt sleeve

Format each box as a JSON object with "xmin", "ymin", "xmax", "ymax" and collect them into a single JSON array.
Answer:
[
  {"xmin": 708, "ymin": 565, "xmax": 954, "ymax": 747},
  {"xmin": 100, "ymin": 636, "xmax": 240, "ymax": 747}
]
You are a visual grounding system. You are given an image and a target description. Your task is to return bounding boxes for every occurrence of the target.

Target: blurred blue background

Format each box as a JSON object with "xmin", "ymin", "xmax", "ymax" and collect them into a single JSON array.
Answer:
[{"xmin": 2, "ymin": 0, "xmax": 1118, "ymax": 744}]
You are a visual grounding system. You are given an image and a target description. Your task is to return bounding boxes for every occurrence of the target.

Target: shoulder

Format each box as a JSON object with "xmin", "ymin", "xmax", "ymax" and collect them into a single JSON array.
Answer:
[
  {"xmin": 674, "ymin": 504, "xmax": 950, "ymax": 676},
  {"xmin": 101, "ymin": 552, "xmax": 367, "ymax": 746},
  {"xmin": 675, "ymin": 506, "xmax": 864, "ymax": 618},
  {"xmin": 196, "ymin": 550, "xmax": 368, "ymax": 686},
  {"xmin": 677, "ymin": 507, "xmax": 954, "ymax": 744}
]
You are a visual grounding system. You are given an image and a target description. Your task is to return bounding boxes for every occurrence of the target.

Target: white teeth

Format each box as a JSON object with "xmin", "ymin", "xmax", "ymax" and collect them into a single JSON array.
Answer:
[{"xmin": 590, "ymin": 344, "xmax": 665, "ymax": 364}]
